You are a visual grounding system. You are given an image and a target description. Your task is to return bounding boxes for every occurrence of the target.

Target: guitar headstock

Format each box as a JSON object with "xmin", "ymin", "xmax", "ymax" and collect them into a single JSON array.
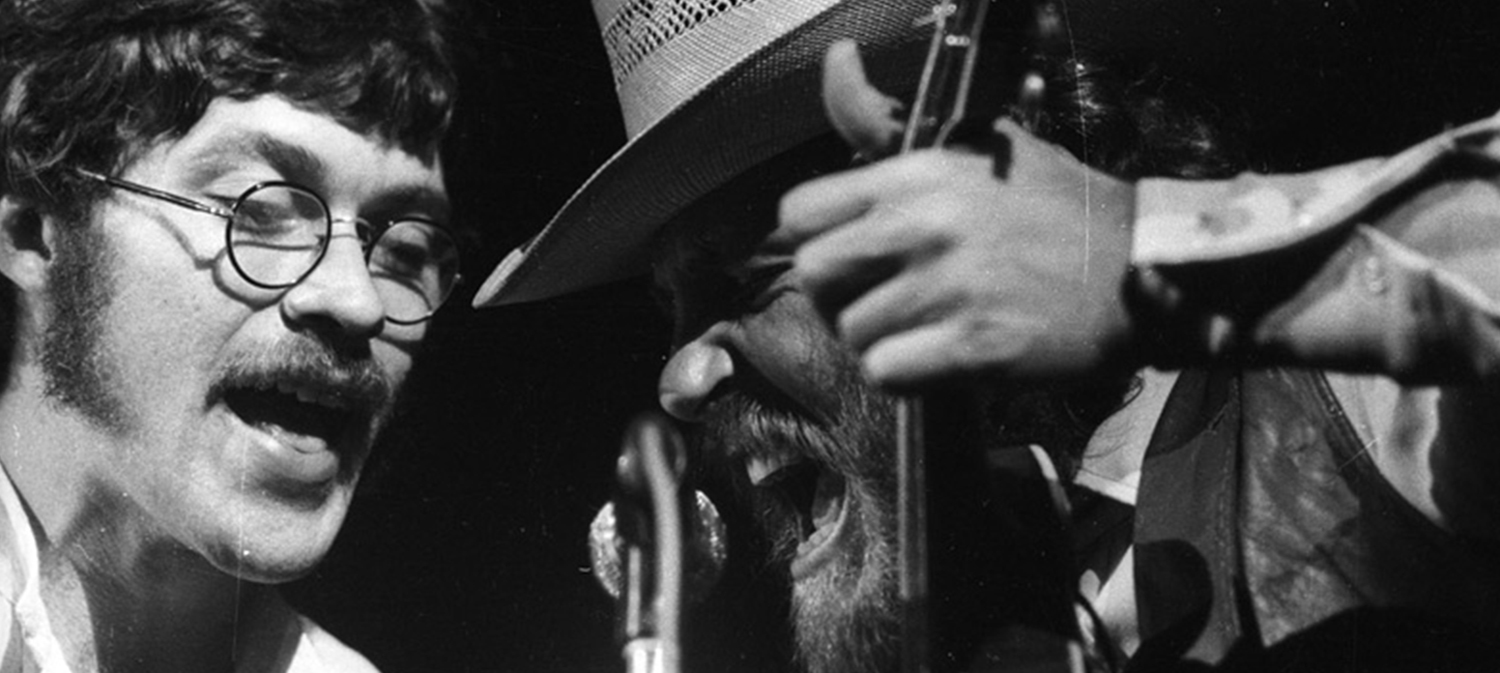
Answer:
[{"xmin": 903, "ymin": 0, "xmax": 1065, "ymax": 152}]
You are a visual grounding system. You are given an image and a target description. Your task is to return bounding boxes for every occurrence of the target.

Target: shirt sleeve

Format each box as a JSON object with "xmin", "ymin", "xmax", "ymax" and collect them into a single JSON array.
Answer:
[{"xmin": 1126, "ymin": 110, "xmax": 1500, "ymax": 384}]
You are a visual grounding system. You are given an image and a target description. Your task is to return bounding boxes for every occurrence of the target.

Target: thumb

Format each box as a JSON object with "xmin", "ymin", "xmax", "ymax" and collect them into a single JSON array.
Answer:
[{"xmin": 822, "ymin": 40, "xmax": 904, "ymax": 159}]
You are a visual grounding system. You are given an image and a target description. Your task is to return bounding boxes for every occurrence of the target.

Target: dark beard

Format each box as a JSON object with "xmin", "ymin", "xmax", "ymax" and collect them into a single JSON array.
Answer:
[
  {"xmin": 41, "ymin": 220, "xmax": 130, "ymax": 434},
  {"xmin": 788, "ymin": 494, "xmax": 901, "ymax": 673},
  {"xmin": 693, "ymin": 360, "xmax": 902, "ymax": 673}
]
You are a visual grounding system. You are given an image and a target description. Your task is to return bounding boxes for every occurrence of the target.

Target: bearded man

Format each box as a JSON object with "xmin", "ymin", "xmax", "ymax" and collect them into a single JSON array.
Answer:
[
  {"xmin": 480, "ymin": 0, "xmax": 1500, "ymax": 672},
  {"xmin": 474, "ymin": 1, "xmax": 1228, "ymax": 671}
]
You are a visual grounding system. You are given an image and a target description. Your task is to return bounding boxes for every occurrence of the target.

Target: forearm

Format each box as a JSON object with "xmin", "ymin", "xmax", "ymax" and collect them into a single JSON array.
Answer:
[{"xmin": 1128, "ymin": 112, "xmax": 1500, "ymax": 384}]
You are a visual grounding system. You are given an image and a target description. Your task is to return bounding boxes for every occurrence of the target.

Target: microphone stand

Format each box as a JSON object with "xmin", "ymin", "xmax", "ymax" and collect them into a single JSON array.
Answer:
[{"xmin": 612, "ymin": 413, "xmax": 690, "ymax": 673}]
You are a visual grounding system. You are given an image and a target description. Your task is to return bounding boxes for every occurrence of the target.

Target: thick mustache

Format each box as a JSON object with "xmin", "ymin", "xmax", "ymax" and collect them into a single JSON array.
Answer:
[
  {"xmin": 208, "ymin": 338, "xmax": 394, "ymax": 415},
  {"xmin": 696, "ymin": 392, "xmax": 835, "ymax": 472},
  {"xmin": 695, "ymin": 375, "xmax": 895, "ymax": 482}
]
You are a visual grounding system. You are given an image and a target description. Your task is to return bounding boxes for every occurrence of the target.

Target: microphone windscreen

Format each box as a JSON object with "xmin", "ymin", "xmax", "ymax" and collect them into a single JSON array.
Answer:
[
  {"xmin": 589, "ymin": 499, "xmax": 626, "ymax": 599},
  {"xmin": 589, "ymin": 490, "xmax": 728, "ymax": 602}
]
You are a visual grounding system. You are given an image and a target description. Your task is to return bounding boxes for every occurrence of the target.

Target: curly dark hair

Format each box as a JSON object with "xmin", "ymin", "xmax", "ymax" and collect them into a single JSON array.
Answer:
[{"xmin": 0, "ymin": 0, "xmax": 458, "ymax": 217}]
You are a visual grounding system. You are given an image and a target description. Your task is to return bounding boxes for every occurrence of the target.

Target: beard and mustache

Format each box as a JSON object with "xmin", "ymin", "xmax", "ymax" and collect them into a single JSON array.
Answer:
[
  {"xmin": 692, "ymin": 358, "xmax": 904, "ymax": 673},
  {"xmin": 681, "ymin": 343, "xmax": 1131, "ymax": 673}
]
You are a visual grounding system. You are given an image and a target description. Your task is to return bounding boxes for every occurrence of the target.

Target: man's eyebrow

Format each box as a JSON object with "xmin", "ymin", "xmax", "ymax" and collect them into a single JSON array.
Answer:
[
  {"xmin": 370, "ymin": 184, "xmax": 453, "ymax": 224},
  {"xmin": 186, "ymin": 131, "xmax": 329, "ymax": 184},
  {"xmin": 251, "ymin": 133, "xmax": 327, "ymax": 182},
  {"xmin": 186, "ymin": 131, "xmax": 451, "ymax": 222}
]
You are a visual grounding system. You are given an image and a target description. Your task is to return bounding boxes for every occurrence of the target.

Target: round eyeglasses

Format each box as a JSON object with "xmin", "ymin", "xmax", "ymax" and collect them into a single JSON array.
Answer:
[{"xmin": 73, "ymin": 168, "xmax": 461, "ymax": 325}]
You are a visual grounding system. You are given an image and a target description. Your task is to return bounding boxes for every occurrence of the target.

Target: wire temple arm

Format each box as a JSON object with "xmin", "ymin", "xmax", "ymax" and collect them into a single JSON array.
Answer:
[{"xmin": 71, "ymin": 167, "xmax": 235, "ymax": 219}]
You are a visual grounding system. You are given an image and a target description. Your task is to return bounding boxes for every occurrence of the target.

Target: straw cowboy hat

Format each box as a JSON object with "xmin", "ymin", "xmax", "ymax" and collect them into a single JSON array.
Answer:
[{"xmin": 473, "ymin": 0, "xmax": 934, "ymax": 307}]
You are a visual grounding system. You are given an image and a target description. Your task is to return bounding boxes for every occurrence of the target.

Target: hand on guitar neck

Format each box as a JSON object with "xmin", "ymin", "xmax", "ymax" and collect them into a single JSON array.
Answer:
[{"xmin": 769, "ymin": 41, "xmax": 1141, "ymax": 393}]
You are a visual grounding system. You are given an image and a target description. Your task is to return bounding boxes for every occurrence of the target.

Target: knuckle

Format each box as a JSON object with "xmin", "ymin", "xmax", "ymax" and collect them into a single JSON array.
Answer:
[
  {"xmin": 836, "ymin": 308, "xmax": 865, "ymax": 346},
  {"xmin": 778, "ymin": 184, "xmax": 815, "ymax": 229},
  {"xmin": 795, "ymin": 242, "xmax": 835, "ymax": 282},
  {"xmin": 887, "ymin": 151, "xmax": 943, "ymax": 183}
]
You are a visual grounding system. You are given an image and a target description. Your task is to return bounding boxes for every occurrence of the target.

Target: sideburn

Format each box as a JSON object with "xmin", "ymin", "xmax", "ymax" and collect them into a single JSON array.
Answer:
[{"xmin": 41, "ymin": 218, "xmax": 132, "ymax": 434}]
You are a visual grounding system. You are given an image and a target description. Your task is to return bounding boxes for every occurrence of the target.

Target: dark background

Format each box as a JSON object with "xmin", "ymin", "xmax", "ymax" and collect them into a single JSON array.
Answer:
[{"xmin": 283, "ymin": 1, "xmax": 1500, "ymax": 671}]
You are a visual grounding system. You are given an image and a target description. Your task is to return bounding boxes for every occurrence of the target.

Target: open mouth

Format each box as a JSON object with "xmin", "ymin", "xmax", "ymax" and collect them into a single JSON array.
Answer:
[
  {"xmin": 749, "ymin": 455, "xmax": 850, "ymax": 580},
  {"xmin": 221, "ymin": 379, "xmax": 361, "ymax": 454}
]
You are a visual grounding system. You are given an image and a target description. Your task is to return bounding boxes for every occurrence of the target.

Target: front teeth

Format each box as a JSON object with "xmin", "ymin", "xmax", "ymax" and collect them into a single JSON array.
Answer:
[
  {"xmin": 746, "ymin": 454, "xmax": 795, "ymax": 485},
  {"xmin": 274, "ymin": 381, "xmax": 349, "ymax": 410}
]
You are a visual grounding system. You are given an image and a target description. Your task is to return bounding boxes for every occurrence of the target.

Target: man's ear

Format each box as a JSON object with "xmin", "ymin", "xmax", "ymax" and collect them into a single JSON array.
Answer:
[{"xmin": 0, "ymin": 194, "xmax": 54, "ymax": 292}]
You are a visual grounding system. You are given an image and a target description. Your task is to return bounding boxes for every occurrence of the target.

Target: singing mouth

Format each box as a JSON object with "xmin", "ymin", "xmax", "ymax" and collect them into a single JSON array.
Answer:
[
  {"xmin": 223, "ymin": 381, "xmax": 351, "ymax": 444},
  {"xmin": 217, "ymin": 372, "xmax": 381, "ymax": 459},
  {"xmin": 748, "ymin": 454, "xmax": 850, "ymax": 580}
]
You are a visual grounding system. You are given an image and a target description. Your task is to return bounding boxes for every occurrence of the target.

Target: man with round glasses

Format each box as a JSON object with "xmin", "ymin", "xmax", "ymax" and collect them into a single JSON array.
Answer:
[
  {"xmin": 70, "ymin": 169, "xmax": 461, "ymax": 325},
  {"xmin": 0, "ymin": 0, "xmax": 460, "ymax": 671}
]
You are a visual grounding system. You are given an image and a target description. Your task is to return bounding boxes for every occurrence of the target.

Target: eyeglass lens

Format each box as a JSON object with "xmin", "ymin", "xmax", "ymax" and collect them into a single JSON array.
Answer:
[{"xmin": 226, "ymin": 183, "xmax": 459, "ymax": 323}]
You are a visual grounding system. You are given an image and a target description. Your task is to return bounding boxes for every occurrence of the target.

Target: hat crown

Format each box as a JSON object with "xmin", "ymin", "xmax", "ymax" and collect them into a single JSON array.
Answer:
[
  {"xmin": 591, "ymin": 0, "xmax": 841, "ymax": 137},
  {"xmin": 594, "ymin": 0, "xmax": 754, "ymax": 90}
]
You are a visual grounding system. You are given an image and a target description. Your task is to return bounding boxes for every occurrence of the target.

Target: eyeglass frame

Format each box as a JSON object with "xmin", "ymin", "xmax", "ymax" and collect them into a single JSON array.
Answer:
[{"xmin": 70, "ymin": 167, "xmax": 460, "ymax": 325}]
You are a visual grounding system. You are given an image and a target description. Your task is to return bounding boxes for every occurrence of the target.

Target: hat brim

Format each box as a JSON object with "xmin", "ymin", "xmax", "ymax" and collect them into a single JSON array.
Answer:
[{"xmin": 473, "ymin": 0, "xmax": 932, "ymax": 307}]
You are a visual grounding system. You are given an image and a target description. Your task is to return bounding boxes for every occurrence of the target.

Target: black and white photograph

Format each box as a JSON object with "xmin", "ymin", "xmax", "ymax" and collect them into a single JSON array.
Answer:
[{"xmin": 1, "ymin": 1, "xmax": 1497, "ymax": 672}]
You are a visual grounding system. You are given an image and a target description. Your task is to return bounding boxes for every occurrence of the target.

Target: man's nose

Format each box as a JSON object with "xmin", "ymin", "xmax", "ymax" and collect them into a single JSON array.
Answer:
[
  {"xmin": 659, "ymin": 333, "xmax": 735, "ymax": 422},
  {"xmin": 279, "ymin": 222, "xmax": 385, "ymax": 339}
]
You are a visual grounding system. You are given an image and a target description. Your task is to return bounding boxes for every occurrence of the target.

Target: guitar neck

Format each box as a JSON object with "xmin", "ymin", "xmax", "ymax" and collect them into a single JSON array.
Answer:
[{"xmin": 902, "ymin": 0, "xmax": 994, "ymax": 153}]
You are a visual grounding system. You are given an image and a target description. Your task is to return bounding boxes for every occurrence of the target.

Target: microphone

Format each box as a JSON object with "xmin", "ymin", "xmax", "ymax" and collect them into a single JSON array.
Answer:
[
  {"xmin": 588, "ymin": 413, "xmax": 728, "ymax": 673},
  {"xmin": 589, "ymin": 490, "xmax": 727, "ymax": 604}
]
